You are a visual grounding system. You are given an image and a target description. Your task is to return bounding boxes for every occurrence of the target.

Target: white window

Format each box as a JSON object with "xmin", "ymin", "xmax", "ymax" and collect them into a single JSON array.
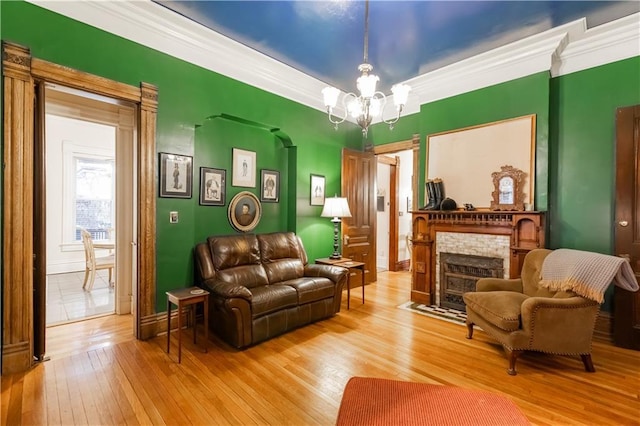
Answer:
[
  {"xmin": 62, "ymin": 140, "xmax": 115, "ymax": 245},
  {"xmin": 73, "ymin": 156, "xmax": 115, "ymax": 241}
]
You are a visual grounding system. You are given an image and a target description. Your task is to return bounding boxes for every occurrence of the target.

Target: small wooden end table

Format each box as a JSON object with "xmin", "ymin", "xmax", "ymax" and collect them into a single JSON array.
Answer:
[
  {"xmin": 316, "ymin": 257, "xmax": 366, "ymax": 309},
  {"xmin": 166, "ymin": 286, "xmax": 210, "ymax": 363}
]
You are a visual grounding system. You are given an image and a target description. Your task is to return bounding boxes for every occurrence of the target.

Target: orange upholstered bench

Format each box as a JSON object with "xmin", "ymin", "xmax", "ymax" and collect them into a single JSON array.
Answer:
[{"xmin": 336, "ymin": 377, "xmax": 530, "ymax": 426}]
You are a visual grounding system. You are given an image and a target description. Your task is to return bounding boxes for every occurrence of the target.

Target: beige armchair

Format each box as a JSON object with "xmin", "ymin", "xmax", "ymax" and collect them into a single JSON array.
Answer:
[
  {"xmin": 81, "ymin": 228, "xmax": 115, "ymax": 291},
  {"xmin": 463, "ymin": 249, "xmax": 600, "ymax": 375}
]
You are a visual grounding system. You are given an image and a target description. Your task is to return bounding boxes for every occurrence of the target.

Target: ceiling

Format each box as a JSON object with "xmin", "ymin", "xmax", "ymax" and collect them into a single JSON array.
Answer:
[{"xmin": 153, "ymin": 1, "xmax": 639, "ymax": 94}]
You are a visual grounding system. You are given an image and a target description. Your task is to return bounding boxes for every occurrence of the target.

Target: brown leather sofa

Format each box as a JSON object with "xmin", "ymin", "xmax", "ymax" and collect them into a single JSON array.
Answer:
[{"xmin": 195, "ymin": 231, "xmax": 348, "ymax": 349}]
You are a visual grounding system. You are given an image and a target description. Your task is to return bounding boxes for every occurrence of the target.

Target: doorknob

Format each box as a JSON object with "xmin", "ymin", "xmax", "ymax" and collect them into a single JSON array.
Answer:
[{"xmin": 619, "ymin": 220, "xmax": 629, "ymax": 227}]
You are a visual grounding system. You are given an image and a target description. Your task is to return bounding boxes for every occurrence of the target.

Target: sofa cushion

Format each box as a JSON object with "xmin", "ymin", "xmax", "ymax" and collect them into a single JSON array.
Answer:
[
  {"xmin": 258, "ymin": 232, "xmax": 305, "ymax": 283},
  {"xmin": 463, "ymin": 291, "xmax": 529, "ymax": 332},
  {"xmin": 209, "ymin": 234, "xmax": 262, "ymax": 270},
  {"xmin": 250, "ymin": 285, "xmax": 298, "ymax": 318},
  {"xmin": 278, "ymin": 277, "xmax": 336, "ymax": 305},
  {"xmin": 216, "ymin": 265, "xmax": 269, "ymax": 290}
]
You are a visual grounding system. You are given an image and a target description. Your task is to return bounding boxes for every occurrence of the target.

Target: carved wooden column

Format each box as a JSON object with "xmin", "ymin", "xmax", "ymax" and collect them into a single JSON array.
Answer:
[
  {"xmin": 138, "ymin": 82, "xmax": 158, "ymax": 339},
  {"xmin": 2, "ymin": 42, "xmax": 35, "ymax": 373}
]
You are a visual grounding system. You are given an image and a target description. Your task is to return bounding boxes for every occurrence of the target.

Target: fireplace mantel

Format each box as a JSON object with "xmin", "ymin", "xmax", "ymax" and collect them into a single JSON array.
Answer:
[{"xmin": 410, "ymin": 211, "xmax": 546, "ymax": 305}]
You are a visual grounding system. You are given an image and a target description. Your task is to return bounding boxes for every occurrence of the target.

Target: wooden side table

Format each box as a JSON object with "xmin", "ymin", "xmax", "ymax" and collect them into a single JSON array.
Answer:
[
  {"xmin": 166, "ymin": 286, "xmax": 210, "ymax": 363},
  {"xmin": 316, "ymin": 257, "xmax": 366, "ymax": 309}
]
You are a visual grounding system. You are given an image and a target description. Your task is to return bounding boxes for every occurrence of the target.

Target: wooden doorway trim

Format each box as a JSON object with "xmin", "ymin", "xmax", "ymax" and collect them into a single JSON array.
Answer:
[
  {"xmin": 377, "ymin": 155, "xmax": 399, "ymax": 271},
  {"xmin": 368, "ymin": 134, "xmax": 419, "ymax": 271},
  {"xmin": 2, "ymin": 42, "xmax": 158, "ymax": 374}
]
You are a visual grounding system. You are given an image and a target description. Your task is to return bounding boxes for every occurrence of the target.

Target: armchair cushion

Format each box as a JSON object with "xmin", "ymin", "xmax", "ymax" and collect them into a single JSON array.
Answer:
[{"xmin": 463, "ymin": 291, "xmax": 529, "ymax": 332}]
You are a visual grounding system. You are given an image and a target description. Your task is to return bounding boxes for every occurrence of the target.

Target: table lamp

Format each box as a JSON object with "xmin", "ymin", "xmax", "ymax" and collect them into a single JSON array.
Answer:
[{"xmin": 321, "ymin": 195, "xmax": 352, "ymax": 259}]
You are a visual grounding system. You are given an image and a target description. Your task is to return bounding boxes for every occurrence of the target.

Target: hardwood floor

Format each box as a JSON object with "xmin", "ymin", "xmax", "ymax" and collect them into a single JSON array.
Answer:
[{"xmin": 2, "ymin": 271, "xmax": 639, "ymax": 425}]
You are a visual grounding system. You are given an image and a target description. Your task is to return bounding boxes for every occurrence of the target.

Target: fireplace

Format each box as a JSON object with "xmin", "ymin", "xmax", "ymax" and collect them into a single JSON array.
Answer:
[
  {"xmin": 439, "ymin": 252, "xmax": 504, "ymax": 311},
  {"xmin": 410, "ymin": 211, "xmax": 545, "ymax": 306}
]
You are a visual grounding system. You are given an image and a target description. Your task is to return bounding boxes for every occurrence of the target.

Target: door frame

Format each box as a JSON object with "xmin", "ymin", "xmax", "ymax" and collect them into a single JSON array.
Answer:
[
  {"xmin": 2, "ymin": 41, "xmax": 158, "ymax": 374},
  {"xmin": 44, "ymin": 87, "xmax": 137, "ymax": 316},
  {"xmin": 369, "ymin": 134, "xmax": 420, "ymax": 272}
]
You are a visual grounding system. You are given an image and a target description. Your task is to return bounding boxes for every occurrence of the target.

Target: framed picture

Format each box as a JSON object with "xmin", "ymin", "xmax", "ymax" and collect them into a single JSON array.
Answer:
[
  {"xmin": 199, "ymin": 167, "xmax": 226, "ymax": 206},
  {"xmin": 159, "ymin": 153, "xmax": 192, "ymax": 198},
  {"xmin": 310, "ymin": 174, "xmax": 325, "ymax": 206},
  {"xmin": 228, "ymin": 191, "xmax": 262, "ymax": 232},
  {"xmin": 260, "ymin": 169, "xmax": 280, "ymax": 203},
  {"xmin": 232, "ymin": 148, "xmax": 256, "ymax": 187}
]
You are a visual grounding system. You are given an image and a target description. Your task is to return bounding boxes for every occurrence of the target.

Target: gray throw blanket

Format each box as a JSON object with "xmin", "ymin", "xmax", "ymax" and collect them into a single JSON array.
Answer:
[{"xmin": 539, "ymin": 249, "xmax": 639, "ymax": 303}]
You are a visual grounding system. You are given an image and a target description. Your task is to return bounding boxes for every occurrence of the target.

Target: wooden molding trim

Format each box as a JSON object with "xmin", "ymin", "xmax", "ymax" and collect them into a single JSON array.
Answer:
[
  {"xmin": 377, "ymin": 155, "xmax": 396, "ymax": 166},
  {"xmin": 138, "ymin": 82, "xmax": 158, "ymax": 339},
  {"xmin": 2, "ymin": 42, "xmax": 35, "ymax": 374},
  {"xmin": 31, "ymin": 58, "xmax": 140, "ymax": 102},
  {"xmin": 1, "ymin": 41, "xmax": 158, "ymax": 373},
  {"xmin": 370, "ymin": 136, "xmax": 419, "ymax": 155}
]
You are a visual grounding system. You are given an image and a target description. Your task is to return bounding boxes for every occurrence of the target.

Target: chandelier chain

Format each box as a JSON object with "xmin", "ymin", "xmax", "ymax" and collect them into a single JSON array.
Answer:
[{"xmin": 363, "ymin": 0, "xmax": 370, "ymax": 64}]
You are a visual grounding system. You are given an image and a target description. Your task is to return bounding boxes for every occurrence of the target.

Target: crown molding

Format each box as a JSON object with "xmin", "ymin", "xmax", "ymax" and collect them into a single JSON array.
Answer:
[
  {"xmin": 27, "ymin": 0, "xmax": 329, "ymax": 112},
  {"xmin": 554, "ymin": 12, "xmax": 640, "ymax": 77},
  {"xmin": 27, "ymin": 1, "xmax": 639, "ymax": 121},
  {"xmin": 400, "ymin": 19, "xmax": 585, "ymax": 115}
]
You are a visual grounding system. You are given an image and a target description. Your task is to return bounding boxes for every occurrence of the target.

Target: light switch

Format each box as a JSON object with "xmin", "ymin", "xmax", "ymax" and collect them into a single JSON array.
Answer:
[{"xmin": 170, "ymin": 211, "xmax": 178, "ymax": 223}]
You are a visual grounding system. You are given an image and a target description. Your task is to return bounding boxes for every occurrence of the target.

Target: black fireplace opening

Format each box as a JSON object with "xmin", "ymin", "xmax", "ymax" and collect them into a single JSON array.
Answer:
[{"xmin": 439, "ymin": 252, "xmax": 504, "ymax": 311}]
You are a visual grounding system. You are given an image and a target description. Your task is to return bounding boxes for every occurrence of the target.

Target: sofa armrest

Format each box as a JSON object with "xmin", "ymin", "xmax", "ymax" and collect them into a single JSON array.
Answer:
[
  {"xmin": 202, "ymin": 278, "xmax": 252, "ymax": 301},
  {"xmin": 304, "ymin": 263, "xmax": 349, "ymax": 284},
  {"xmin": 476, "ymin": 278, "xmax": 523, "ymax": 293},
  {"xmin": 520, "ymin": 296, "xmax": 600, "ymax": 353}
]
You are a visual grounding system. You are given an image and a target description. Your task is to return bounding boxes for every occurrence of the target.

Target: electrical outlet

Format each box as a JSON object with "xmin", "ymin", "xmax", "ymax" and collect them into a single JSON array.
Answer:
[{"xmin": 170, "ymin": 211, "xmax": 178, "ymax": 223}]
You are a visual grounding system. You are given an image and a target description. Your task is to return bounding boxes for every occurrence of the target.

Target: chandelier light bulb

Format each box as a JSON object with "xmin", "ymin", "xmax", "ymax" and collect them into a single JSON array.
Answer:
[
  {"xmin": 322, "ymin": 86, "xmax": 340, "ymax": 109},
  {"xmin": 356, "ymin": 73, "xmax": 379, "ymax": 98},
  {"xmin": 391, "ymin": 83, "xmax": 411, "ymax": 108}
]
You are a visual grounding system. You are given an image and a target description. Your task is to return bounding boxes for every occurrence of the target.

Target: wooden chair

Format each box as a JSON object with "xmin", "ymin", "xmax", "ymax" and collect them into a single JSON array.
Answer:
[{"xmin": 81, "ymin": 228, "xmax": 115, "ymax": 291}]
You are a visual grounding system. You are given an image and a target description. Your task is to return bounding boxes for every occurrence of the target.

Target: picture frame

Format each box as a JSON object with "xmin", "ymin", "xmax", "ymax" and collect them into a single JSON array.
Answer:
[
  {"xmin": 199, "ymin": 167, "xmax": 226, "ymax": 206},
  {"xmin": 260, "ymin": 169, "xmax": 280, "ymax": 203},
  {"xmin": 159, "ymin": 152, "xmax": 192, "ymax": 198},
  {"xmin": 228, "ymin": 191, "xmax": 262, "ymax": 232},
  {"xmin": 490, "ymin": 165, "xmax": 526, "ymax": 211},
  {"xmin": 232, "ymin": 148, "xmax": 256, "ymax": 187},
  {"xmin": 310, "ymin": 174, "xmax": 325, "ymax": 206}
]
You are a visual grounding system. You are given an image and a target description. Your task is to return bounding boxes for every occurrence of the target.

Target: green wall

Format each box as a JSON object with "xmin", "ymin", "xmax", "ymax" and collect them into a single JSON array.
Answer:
[
  {"xmin": 0, "ymin": 1, "xmax": 360, "ymax": 312},
  {"xmin": 550, "ymin": 57, "xmax": 640, "ymax": 309},
  {"xmin": 550, "ymin": 57, "xmax": 640, "ymax": 252},
  {"xmin": 2, "ymin": 1, "xmax": 638, "ymax": 315},
  {"xmin": 370, "ymin": 58, "xmax": 640, "ymax": 312}
]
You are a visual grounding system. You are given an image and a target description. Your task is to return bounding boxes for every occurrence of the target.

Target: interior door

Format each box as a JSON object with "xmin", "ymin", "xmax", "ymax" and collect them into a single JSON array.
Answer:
[
  {"xmin": 341, "ymin": 148, "xmax": 376, "ymax": 284},
  {"xmin": 614, "ymin": 104, "xmax": 640, "ymax": 350}
]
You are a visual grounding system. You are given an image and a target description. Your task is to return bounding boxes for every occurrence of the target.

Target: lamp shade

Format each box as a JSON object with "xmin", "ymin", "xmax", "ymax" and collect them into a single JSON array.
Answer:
[{"xmin": 321, "ymin": 196, "xmax": 352, "ymax": 218}]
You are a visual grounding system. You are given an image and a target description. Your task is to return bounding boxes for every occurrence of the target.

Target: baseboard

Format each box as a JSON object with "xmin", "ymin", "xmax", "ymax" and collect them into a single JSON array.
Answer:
[
  {"xmin": 593, "ymin": 311, "xmax": 613, "ymax": 343},
  {"xmin": 140, "ymin": 309, "xmax": 197, "ymax": 339}
]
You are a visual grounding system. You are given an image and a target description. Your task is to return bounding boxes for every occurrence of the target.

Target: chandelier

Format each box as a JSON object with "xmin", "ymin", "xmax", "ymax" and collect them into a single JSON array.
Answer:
[{"xmin": 322, "ymin": 0, "xmax": 410, "ymax": 137}]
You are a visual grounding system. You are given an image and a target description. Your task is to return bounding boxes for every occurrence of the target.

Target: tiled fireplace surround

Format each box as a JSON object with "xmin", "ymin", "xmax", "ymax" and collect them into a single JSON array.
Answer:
[{"xmin": 435, "ymin": 232, "xmax": 510, "ymax": 306}]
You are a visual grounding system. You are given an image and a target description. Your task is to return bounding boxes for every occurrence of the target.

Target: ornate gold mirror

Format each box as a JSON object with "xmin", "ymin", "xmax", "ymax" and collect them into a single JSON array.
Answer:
[{"xmin": 491, "ymin": 165, "xmax": 526, "ymax": 211}]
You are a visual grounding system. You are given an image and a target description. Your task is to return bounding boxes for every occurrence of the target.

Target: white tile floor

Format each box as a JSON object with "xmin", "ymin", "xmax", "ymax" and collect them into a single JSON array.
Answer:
[{"xmin": 46, "ymin": 270, "xmax": 115, "ymax": 326}]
